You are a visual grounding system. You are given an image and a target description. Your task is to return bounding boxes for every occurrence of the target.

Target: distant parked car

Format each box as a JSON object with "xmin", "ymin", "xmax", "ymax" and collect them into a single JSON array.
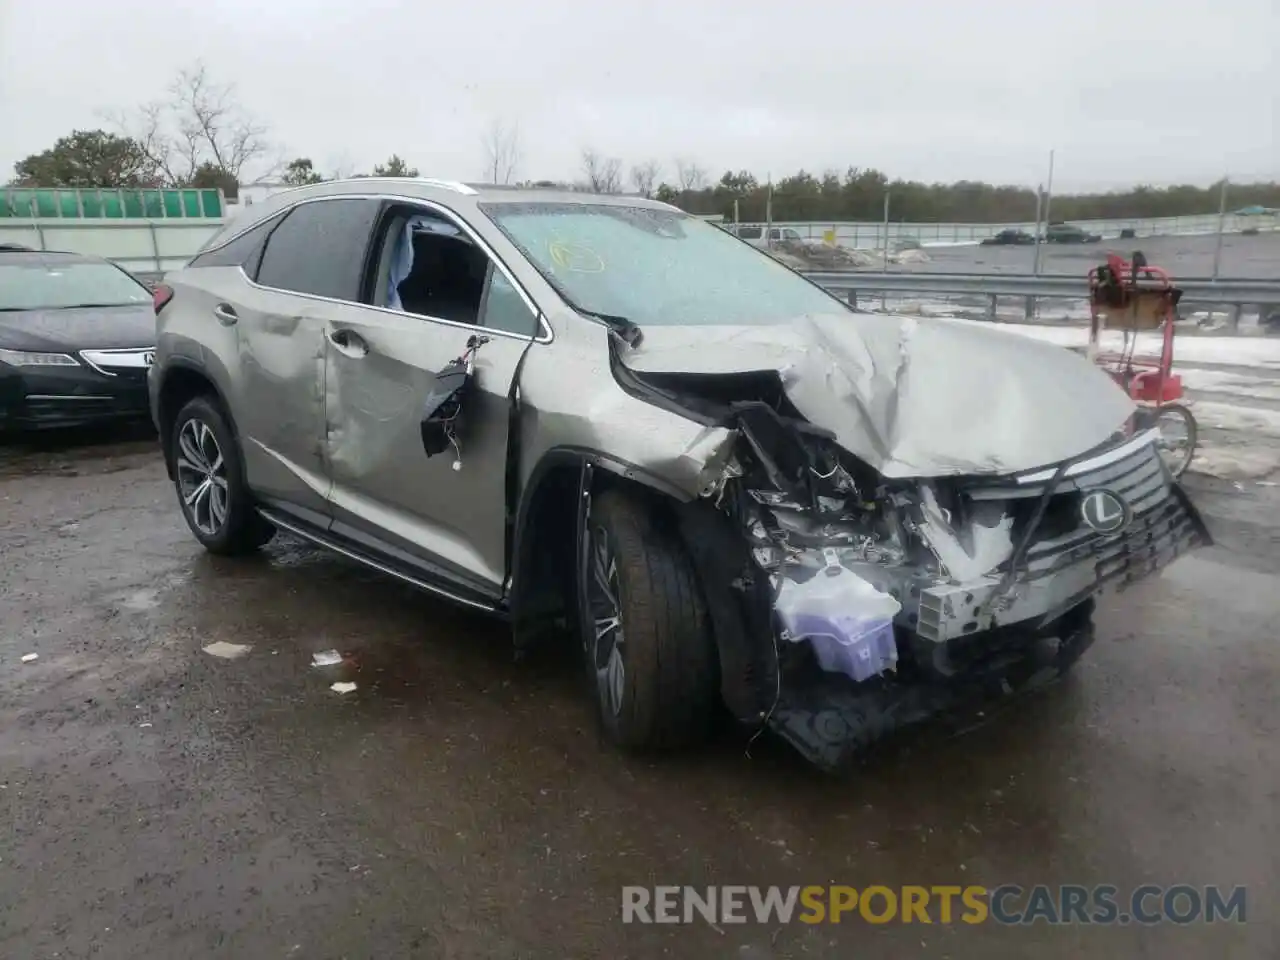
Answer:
[
  {"xmin": 0, "ymin": 248, "xmax": 156, "ymax": 432},
  {"xmin": 1044, "ymin": 223, "xmax": 1102, "ymax": 243},
  {"xmin": 981, "ymin": 229, "xmax": 1036, "ymax": 246}
]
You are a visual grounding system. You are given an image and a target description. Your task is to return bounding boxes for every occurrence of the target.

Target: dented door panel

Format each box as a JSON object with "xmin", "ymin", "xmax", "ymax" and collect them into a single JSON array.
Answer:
[
  {"xmin": 229, "ymin": 283, "xmax": 333, "ymax": 519},
  {"xmin": 324, "ymin": 304, "xmax": 526, "ymax": 593}
]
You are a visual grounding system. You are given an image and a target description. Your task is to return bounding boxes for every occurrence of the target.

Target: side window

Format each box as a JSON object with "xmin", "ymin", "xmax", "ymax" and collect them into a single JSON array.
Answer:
[
  {"xmin": 187, "ymin": 211, "xmax": 285, "ymax": 272},
  {"xmin": 478, "ymin": 267, "xmax": 538, "ymax": 337},
  {"xmin": 736, "ymin": 226, "xmax": 762, "ymax": 240},
  {"xmin": 256, "ymin": 198, "xmax": 381, "ymax": 301},
  {"xmin": 379, "ymin": 206, "xmax": 538, "ymax": 337}
]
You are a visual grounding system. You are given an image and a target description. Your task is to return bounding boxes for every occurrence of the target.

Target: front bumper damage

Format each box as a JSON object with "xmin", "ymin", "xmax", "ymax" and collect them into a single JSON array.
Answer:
[{"xmin": 672, "ymin": 410, "xmax": 1210, "ymax": 773}]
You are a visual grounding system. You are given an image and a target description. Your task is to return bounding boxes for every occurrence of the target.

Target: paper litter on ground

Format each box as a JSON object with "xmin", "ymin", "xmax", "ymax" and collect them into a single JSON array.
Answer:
[
  {"xmin": 330, "ymin": 682, "xmax": 357, "ymax": 694},
  {"xmin": 311, "ymin": 650, "xmax": 343, "ymax": 667},
  {"xmin": 202, "ymin": 641, "xmax": 252, "ymax": 660}
]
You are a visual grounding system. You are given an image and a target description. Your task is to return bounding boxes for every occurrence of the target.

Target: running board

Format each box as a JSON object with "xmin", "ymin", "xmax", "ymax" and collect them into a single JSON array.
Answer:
[{"xmin": 256, "ymin": 507, "xmax": 504, "ymax": 616}]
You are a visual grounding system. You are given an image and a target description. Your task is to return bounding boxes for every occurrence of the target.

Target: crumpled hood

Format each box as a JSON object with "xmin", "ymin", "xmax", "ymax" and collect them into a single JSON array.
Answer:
[{"xmin": 619, "ymin": 312, "xmax": 1136, "ymax": 478}]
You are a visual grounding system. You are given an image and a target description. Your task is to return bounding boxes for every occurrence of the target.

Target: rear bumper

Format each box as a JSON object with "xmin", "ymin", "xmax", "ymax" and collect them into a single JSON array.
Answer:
[{"xmin": 0, "ymin": 365, "xmax": 151, "ymax": 431}]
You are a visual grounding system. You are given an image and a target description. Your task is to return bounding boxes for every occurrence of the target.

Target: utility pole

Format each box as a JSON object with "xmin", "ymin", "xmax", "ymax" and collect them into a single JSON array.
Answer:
[
  {"xmin": 1211, "ymin": 176, "xmax": 1229, "ymax": 280},
  {"xmin": 882, "ymin": 191, "xmax": 891, "ymax": 270}
]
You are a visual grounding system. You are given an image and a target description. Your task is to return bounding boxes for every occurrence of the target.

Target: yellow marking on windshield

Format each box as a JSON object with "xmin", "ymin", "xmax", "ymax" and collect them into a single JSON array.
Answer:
[{"xmin": 548, "ymin": 239, "xmax": 605, "ymax": 273}]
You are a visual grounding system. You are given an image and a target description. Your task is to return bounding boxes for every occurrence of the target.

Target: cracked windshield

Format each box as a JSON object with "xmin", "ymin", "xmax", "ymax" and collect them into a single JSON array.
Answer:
[{"xmin": 0, "ymin": 0, "xmax": 1274, "ymax": 958}]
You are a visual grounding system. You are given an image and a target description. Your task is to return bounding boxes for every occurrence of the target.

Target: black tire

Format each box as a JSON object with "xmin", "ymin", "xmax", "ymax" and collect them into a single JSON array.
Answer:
[
  {"xmin": 578, "ymin": 488, "xmax": 718, "ymax": 751},
  {"xmin": 171, "ymin": 395, "xmax": 273, "ymax": 555}
]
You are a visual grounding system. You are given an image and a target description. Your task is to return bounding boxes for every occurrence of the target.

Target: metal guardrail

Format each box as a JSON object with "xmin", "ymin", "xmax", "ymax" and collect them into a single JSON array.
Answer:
[{"xmin": 802, "ymin": 271, "xmax": 1280, "ymax": 308}]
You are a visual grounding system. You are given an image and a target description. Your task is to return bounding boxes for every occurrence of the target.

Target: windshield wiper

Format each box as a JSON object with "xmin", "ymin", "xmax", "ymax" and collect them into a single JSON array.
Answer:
[{"xmin": 575, "ymin": 307, "xmax": 643, "ymax": 347}]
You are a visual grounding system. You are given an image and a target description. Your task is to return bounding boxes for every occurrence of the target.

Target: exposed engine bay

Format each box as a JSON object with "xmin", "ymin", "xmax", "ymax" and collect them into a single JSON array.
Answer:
[{"xmin": 630, "ymin": 365, "xmax": 1211, "ymax": 770}]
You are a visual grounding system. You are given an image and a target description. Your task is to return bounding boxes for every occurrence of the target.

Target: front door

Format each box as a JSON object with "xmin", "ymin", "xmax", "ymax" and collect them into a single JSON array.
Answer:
[
  {"xmin": 324, "ymin": 311, "xmax": 531, "ymax": 597},
  {"xmin": 323, "ymin": 207, "xmax": 541, "ymax": 598}
]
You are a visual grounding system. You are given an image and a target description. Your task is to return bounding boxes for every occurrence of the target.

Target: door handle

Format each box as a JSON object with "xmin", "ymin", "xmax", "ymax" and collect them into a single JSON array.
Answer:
[
  {"xmin": 213, "ymin": 303, "xmax": 238, "ymax": 325},
  {"xmin": 328, "ymin": 328, "xmax": 369, "ymax": 357}
]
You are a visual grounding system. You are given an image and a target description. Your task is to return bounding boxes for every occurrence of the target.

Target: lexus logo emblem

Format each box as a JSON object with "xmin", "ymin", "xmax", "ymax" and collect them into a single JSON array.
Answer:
[{"xmin": 1080, "ymin": 488, "xmax": 1131, "ymax": 535}]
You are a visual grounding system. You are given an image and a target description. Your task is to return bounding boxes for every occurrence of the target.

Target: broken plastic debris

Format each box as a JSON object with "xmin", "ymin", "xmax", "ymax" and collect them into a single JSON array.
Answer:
[
  {"xmin": 202, "ymin": 641, "xmax": 251, "ymax": 660},
  {"xmin": 311, "ymin": 650, "xmax": 343, "ymax": 667},
  {"xmin": 330, "ymin": 682, "xmax": 357, "ymax": 694},
  {"xmin": 20, "ymin": 653, "xmax": 38, "ymax": 664}
]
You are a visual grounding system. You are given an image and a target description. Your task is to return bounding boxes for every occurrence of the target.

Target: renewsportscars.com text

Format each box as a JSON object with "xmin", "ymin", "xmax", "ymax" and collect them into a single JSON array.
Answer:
[{"xmin": 621, "ymin": 884, "xmax": 1247, "ymax": 926}]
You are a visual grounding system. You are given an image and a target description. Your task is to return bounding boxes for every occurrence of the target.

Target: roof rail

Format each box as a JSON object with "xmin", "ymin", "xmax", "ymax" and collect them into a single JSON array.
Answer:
[{"xmin": 340, "ymin": 176, "xmax": 477, "ymax": 196}]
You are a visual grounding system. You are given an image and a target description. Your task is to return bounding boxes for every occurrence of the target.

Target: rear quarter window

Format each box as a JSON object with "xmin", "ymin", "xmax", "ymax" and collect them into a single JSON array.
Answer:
[{"xmin": 188, "ymin": 211, "xmax": 287, "ymax": 276}]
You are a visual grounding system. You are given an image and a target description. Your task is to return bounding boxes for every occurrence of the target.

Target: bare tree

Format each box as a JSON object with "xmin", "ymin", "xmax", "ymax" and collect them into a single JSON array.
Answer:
[
  {"xmin": 630, "ymin": 159, "xmax": 662, "ymax": 198},
  {"xmin": 581, "ymin": 148, "xmax": 623, "ymax": 194},
  {"xmin": 674, "ymin": 157, "xmax": 708, "ymax": 194},
  {"xmin": 481, "ymin": 119, "xmax": 522, "ymax": 185},
  {"xmin": 105, "ymin": 62, "xmax": 271, "ymax": 186}
]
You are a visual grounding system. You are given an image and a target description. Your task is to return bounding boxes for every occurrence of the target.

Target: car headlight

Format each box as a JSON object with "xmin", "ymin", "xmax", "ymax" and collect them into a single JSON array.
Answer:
[{"xmin": 0, "ymin": 347, "xmax": 80, "ymax": 368}]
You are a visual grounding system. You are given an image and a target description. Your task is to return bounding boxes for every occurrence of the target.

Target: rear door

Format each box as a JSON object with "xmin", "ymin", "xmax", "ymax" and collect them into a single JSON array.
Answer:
[
  {"xmin": 323, "ymin": 202, "xmax": 543, "ymax": 600},
  {"xmin": 226, "ymin": 197, "xmax": 382, "ymax": 527}
]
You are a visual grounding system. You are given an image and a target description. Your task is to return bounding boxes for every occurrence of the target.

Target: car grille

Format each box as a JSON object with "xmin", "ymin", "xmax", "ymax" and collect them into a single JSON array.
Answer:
[{"xmin": 980, "ymin": 435, "xmax": 1206, "ymax": 586}]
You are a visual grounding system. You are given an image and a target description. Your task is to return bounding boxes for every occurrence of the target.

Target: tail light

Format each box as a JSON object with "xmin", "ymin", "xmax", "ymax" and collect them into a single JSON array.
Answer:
[{"xmin": 153, "ymin": 283, "xmax": 174, "ymax": 315}]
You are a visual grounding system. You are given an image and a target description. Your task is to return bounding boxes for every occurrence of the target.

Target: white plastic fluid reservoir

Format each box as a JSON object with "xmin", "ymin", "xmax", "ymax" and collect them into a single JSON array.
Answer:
[{"xmin": 774, "ymin": 551, "xmax": 902, "ymax": 683}]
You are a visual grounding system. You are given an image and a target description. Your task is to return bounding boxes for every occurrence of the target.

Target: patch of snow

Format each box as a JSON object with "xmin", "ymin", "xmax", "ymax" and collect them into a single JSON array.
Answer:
[
  {"xmin": 946, "ymin": 319, "xmax": 1280, "ymax": 370},
  {"xmin": 1187, "ymin": 400, "xmax": 1280, "ymax": 439},
  {"xmin": 1179, "ymin": 368, "xmax": 1280, "ymax": 402},
  {"xmin": 1188, "ymin": 443, "xmax": 1280, "ymax": 482}
]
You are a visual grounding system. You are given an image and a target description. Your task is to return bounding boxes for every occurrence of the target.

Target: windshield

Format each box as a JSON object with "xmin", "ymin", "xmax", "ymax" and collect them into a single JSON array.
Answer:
[
  {"xmin": 479, "ymin": 202, "xmax": 848, "ymax": 326},
  {"xmin": 0, "ymin": 260, "xmax": 152, "ymax": 311}
]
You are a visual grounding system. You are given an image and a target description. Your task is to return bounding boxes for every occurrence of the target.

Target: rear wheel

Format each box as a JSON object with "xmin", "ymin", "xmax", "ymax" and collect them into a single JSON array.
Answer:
[
  {"xmin": 578, "ymin": 489, "xmax": 718, "ymax": 751},
  {"xmin": 171, "ymin": 395, "xmax": 274, "ymax": 554}
]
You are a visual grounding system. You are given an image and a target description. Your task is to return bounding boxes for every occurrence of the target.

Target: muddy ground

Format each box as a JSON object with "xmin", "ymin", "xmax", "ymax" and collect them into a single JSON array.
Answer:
[{"xmin": 1, "ymin": 430, "xmax": 1276, "ymax": 959}]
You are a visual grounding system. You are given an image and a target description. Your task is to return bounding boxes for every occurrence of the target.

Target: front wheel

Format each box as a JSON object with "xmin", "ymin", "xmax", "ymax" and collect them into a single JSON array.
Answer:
[
  {"xmin": 171, "ymin": 395, "xmax": 274, "ymax": 555},
  {"xmin": 578, "ymin": 489, "xmax": 718, "ymax": 751}
]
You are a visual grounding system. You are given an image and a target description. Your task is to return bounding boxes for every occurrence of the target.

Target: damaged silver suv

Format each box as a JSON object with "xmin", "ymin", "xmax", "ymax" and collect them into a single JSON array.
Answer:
[{"xmin": 149, "ymin": 179, "xmax": 1210, "ymax": 770}]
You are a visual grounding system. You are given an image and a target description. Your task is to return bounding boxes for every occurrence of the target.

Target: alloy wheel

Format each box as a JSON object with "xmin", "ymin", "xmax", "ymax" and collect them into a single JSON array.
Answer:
[
  {"xmin": 587, "ymin": 523, "xmax": 626, "ymax": 717},
  {"xmin": 176, "ymin": 418, "xmax": 229, "ymax": 536}
]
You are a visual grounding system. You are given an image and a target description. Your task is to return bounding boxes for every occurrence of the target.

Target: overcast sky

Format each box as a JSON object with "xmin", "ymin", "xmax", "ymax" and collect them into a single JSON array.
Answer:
[{"xmin": 1, "ymin": 0, "xmax": 1275, "ymax": 192}]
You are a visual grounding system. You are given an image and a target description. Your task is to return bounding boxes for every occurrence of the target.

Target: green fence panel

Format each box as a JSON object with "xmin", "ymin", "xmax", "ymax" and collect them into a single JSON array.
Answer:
[
  {"xmin": 0, "ymin": 186, "xmax": 224, "ymax": 218},
  {"xmin": 122, "ymin": 191, "xmax": 144, "ymax": 217},
  {"xmin": 9, "ymin": 191, "xmax": 34, "ymax": 216},
  {"xmin": 34, "ymin": 190, "xmax": 58, "ymax": 217},
  {"xmin": 200, "ymin": 190, "xmax": 222, "ymax": 217}
]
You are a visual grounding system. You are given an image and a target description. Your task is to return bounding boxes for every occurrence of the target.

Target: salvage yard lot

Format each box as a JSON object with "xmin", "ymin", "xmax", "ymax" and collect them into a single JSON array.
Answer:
[{"xmin": 2, "ymin": 416, "xmax": 1278, "ymax": 958}]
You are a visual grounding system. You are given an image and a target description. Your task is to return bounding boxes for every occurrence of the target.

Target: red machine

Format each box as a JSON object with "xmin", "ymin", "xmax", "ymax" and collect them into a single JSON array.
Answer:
[{"xmin": 1087, "ymin": 252, "xmax": 1197, "ymax": 477}]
